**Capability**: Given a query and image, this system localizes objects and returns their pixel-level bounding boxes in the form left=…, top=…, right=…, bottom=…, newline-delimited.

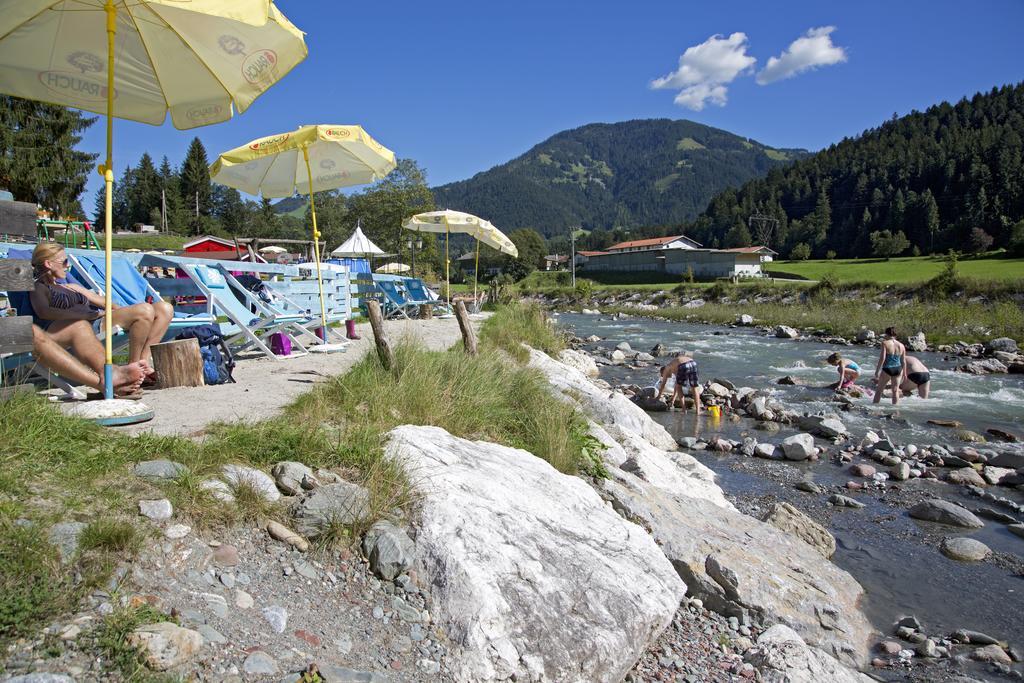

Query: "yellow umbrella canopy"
left=0, top=1, right=306, bottom=128
left=210, top=125, right=397, bottom=339
left=402, top=209, right=517, bottom=302
left=0, top=0, right=306, bottom=400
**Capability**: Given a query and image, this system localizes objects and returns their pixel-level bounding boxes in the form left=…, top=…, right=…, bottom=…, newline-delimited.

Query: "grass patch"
left=0, top=520, right=79, bottom=651
left=767, top=251, right=1024, bottom=285
left=479, top=301, right=566, bottom=361
left=80, top=518, right=144, bottom=555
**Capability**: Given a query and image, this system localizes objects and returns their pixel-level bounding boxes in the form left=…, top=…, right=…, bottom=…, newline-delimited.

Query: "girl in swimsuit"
left=873, top=327, right=906, bottom=405
left=30, top=243, right=172, bottom=377
left=827, top=352, right=860, bottom=390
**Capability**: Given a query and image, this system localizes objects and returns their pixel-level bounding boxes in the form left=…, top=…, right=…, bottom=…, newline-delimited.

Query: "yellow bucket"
left=707, top=405, right=721, bottom=418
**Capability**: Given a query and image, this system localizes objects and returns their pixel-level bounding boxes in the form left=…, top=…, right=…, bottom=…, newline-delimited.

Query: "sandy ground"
left=97, top=315, right=483, bottom=437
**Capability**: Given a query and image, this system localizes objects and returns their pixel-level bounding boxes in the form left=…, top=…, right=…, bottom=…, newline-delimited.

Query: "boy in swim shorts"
left=656, top=352, right=703, bottom=414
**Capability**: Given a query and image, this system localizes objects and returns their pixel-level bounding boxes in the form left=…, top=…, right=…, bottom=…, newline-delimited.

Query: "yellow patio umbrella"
left=402, top=209, right=517, bottom=303
left=210, top=125, right=397, bottom=340
left=0, top=0, right=307, bottom=404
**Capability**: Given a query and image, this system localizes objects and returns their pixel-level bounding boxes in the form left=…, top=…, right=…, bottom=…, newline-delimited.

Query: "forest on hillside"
left=432, top=119, right=806, bottom=237
left=686, top=83, right=1024, bottom=258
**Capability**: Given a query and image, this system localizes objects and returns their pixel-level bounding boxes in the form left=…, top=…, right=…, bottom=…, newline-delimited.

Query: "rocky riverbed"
left=556, top=312, right=1024, bottom=682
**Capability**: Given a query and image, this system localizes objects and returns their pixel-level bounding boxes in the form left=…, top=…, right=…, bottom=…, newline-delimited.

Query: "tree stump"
left=418, top=304, right=433, bottom=320
left=150, top=338, right=205, bottom=388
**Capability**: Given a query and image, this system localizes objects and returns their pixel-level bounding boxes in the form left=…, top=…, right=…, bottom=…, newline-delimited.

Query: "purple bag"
left=269, top=332, right=292, bottom=356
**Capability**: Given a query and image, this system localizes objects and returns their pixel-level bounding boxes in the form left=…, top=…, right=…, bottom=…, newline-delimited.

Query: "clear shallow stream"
left=556, top=312, right=1024, bottom=678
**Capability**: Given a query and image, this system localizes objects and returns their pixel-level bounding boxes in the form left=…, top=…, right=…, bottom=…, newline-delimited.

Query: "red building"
left=182, top=235, right=240, bottom=258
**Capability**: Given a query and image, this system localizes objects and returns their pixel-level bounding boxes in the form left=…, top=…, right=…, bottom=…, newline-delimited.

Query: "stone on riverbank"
left=125, top=622, right=202, bottom=671
left=527, top=348, right=677, bottom=452
left=945, top=468, right=987, bottom=487
left=387, top=425, right=684, bottom=682
left=762, top=502, right=836, bottom=559
left=909, top=499, right=984, bottom=528
left=985, top=337, right=1018, bottom=354
left=907, top=332, right=927, bottom=352
left=290, top=482, right=370, bottom=539
left=775, top=325, right=800, bottom=339
left=362, top=521, right=415, bottom=581
left=799, top=415, right=848, bottom=439
left=744, top=624, right=873, bottom=682
left=271, top=461, right=313, bottom=496
left=222, top=465, right=280, bottom=502
left=558, top=349, right=599, bottom=377
left=781, top=434, right=815, bottom=461
left=601, top=476, right=872, bottom=668
left=940, top=537, right=991, bottom=562
left=134, top=460, right=187, bottom=481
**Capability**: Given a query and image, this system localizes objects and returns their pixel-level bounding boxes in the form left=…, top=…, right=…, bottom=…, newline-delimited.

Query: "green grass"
left=88, top=604, right=178, bottom=682
left=768, top=252, right=1024, bottom=285
left=603, top=297, right=1024, bottom=346
left=98, top=235, right=189, bottom=252
left=479, top=301, right=566, bottom=361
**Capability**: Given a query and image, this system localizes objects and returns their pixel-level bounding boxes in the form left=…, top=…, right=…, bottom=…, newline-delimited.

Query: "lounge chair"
left=158, top=258, right=311, bottom=360
left=374, top=278, right=425, bottom=319
left=405, top=278, right=452, bottom=315
left=67, top=251, right=216, bottom=335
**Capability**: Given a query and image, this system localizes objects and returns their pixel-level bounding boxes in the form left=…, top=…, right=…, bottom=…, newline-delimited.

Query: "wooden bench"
left=0, top=258, right=37, bottom=397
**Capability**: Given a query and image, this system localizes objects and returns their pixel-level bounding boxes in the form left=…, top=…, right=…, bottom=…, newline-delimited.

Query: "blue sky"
left=80, top=0, right=1024, bottom=203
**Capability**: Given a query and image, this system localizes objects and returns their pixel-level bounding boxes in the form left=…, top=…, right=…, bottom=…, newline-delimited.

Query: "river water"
left=555, top=312, right=1024, bottom=679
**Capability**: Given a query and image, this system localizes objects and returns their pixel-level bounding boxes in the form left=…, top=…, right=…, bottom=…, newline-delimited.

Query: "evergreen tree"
left=0, top=96, right=97, bottom=217
left=158, top=155, right=185, bottom=232
left=131, top=153, right=162, bottom=226
left=112, top=164, right=134, bottom=230
left=179, top=137, right=212, bottom=231
left=92, top=184, right=107, bottom=227
left=723, top=220, right=752, bottom=248
left=211, top=184, right=247, bottom=233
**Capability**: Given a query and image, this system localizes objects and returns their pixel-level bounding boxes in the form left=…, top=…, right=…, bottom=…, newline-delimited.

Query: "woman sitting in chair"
left=30, top=242, right=172, bottom=381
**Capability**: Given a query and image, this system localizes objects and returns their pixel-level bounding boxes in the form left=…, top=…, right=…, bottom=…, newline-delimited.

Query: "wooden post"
left=366, top=301, right=396, bottom=373
left=150, top=338, right=204, bottom=388
left=454, top=301, right=478, bottom=356
left=418, top=303, right=433, bottom=320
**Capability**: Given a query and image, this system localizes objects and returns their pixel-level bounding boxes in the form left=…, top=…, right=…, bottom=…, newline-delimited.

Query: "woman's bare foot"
left=108, top=362, right=147, bottom=395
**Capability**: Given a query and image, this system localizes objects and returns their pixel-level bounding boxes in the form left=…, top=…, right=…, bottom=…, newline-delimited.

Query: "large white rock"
left=599, top=476, right=872, bottom=669
left=558, top=349, right=600, bottom=378
left=388, top=425, right=684, bottom=683
left=746, top=625, right=874, bottom=683
left=528, top=347, right=677, bottom=451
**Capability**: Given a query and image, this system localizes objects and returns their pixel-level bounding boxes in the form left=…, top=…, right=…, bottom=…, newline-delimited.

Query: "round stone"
left=940, top=537, right=991, bottom=562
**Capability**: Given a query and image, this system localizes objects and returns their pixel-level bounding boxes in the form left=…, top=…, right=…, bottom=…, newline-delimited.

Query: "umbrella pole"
left=444, top=216, right=450, bottom=303
left=302, top=146, right=329, bottom=341
left=101, top=0, right=117, bottom=399
left=474, top=238, right=479, bottom=307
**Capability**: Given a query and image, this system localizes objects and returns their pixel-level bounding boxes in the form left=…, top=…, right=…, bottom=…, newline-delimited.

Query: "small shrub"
left=968, top=227, right=994, bottom=254
left=685, top=266, right=695, bottom=283
left=789, top=243, right=811, bottom=260
left=554, top=271, right=572, bottom=287
left=825, top=250, right=836, bottom=260
left=573, top=279, right=593, bottom=300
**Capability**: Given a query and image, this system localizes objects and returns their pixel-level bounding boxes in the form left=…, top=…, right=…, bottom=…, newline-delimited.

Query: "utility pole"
left=195, top=191, right=199, bottom=219
left=748, top=213, right=778, bottom=248
left=160, top=189, right=167, bottom=233
left=570, top=226, right=577, bottom=287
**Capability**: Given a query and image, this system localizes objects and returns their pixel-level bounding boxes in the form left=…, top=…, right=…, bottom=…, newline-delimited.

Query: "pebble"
left=372, top=606, right=384, bottom=619
left=973, top=644, right=1012, bottom=665
left=219, top=573, right=236, bottom=589
left=138, top=499, right=173, bottom=521
left=242, top=651, right=277, bottom=675
left=261, top=605, right=288, bottom=634
left=197, top=624, right=226, bottom=644
left=234, top=590, right=253, bottom=610
left=829, top=494, right=865, bottom=508
left=164, top=524, right=190, bottom=539
left=212, top=544, right=240, bottom=567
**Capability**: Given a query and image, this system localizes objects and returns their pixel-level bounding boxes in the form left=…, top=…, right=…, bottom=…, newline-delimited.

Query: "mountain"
left=431, top=119, right=808, bottom=237
left=690, top=82, right=1024, bottom=258
left=272, top=195, right=307, bottom=218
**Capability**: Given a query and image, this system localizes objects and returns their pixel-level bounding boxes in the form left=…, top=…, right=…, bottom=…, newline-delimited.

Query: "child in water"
left=827, top=352, right=861, bottom=390
left=656, top=352, right=703, bottom=414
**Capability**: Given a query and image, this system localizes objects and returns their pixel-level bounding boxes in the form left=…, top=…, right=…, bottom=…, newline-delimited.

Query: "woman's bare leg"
left=32, top=325, right=146, bottom=394
left=112, top=303, right=156, bottom=363
left=46, top=319, right=104, bottom=375
left=145, top=301, right=174, bottom=353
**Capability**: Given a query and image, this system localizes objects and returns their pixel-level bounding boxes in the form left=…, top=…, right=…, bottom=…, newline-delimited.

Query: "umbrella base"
left=64, top=399, right=155, bottom=426
left=309, top=342, right=349, bottom=354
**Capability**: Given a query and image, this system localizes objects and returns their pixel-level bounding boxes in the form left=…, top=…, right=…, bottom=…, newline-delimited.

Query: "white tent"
left=331, top=225, right=385, bottom=258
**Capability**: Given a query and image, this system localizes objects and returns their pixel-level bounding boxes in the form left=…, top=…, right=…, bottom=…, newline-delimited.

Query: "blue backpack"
left=174, top=324, right=235, bottom=385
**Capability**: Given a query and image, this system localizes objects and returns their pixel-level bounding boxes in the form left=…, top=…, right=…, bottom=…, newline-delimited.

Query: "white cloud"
left=651, top=32, right=756, bottom=111
left=756, top=26, right=847, bottom=85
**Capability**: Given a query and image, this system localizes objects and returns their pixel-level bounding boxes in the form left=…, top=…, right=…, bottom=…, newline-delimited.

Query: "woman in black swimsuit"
left=900, top=355, right=931, bottom=398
